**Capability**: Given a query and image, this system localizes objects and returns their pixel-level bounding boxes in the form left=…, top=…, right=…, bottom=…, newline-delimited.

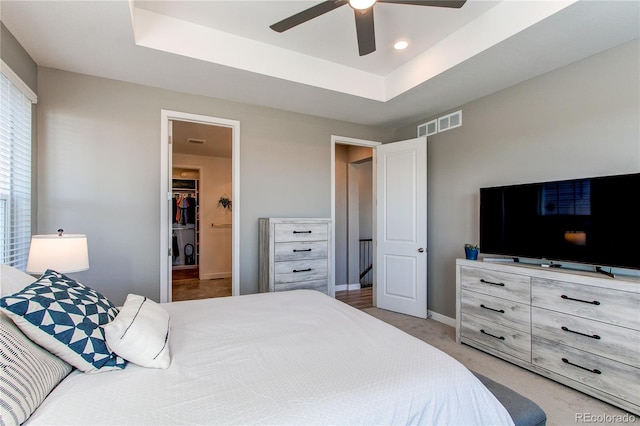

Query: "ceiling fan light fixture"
left=394, top=40, right=409, bottom=50
left=349, top=0, right=376, bottom=10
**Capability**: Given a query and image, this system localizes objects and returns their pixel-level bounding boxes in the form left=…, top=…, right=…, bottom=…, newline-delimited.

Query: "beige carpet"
left=363, top=307, right=634, bottom=426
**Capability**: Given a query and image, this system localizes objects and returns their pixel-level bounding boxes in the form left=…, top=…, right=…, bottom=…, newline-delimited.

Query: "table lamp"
left=26, top=229, right=89, bottom=274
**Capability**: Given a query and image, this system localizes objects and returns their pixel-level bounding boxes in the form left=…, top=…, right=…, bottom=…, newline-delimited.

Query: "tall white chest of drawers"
left=259, top=218, right=332, bottom=296
left=456, top=259, right=640, bottom=415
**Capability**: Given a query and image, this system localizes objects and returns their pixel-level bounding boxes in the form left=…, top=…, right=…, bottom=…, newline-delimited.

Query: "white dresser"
left=259, top=218, right=332, bottom=296
left=456, top=259, right=640, bottom=415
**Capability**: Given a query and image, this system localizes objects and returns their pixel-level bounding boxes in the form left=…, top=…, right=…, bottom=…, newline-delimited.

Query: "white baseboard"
left=335, top=283, right=361, bottom=292
left=428, top=310, right=456, bottom=328
left=200, top=272, right=232, bottom=280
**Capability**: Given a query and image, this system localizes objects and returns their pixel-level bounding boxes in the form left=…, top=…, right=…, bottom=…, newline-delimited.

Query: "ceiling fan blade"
left=354, top=7, right=376, bottom=56
left=378, top=0, right=467, bottom=8
left=270, top=0, right=348, bottom=33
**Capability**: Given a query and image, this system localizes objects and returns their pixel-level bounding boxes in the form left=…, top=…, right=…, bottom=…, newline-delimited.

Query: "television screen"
left=479, top=173, right=640, bottom=270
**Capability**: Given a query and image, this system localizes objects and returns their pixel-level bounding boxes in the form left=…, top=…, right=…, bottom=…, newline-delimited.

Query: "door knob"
left=418, top=248, right=425, bottom=253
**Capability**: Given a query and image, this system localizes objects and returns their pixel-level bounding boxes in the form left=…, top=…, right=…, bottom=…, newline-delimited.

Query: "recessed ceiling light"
left=394, top=40, right=409, bottom=50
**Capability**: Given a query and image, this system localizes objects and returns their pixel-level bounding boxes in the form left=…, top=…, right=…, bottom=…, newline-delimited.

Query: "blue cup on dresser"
left=465, top=245, right=479, bottom=260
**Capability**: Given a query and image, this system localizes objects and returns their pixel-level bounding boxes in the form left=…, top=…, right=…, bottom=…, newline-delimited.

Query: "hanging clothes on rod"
left=173, top=193, right=197, bottom=225
left=172, top=231, right=179, bottom=260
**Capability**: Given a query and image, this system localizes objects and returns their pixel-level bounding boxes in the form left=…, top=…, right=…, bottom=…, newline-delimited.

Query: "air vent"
left=187, top=138, right=206, bottom=144
left=417, top=110, right=462, bottom=137
left=417, top=119, right=437, bottom=137
left=438, top=110, right=462, bottom=133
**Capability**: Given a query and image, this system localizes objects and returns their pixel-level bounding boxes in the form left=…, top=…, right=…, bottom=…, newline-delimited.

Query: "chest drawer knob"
left=293, top=230, right=312, bottom=234
left=562, top=357, right=602, bottom=375
left=293, top=248, right=312, bottom=252
left=561, top=326, right=601, bottom=340
left=561, top=294, right=600, bottom=305
left=480, top=329, right=505, bottom=340
left=480, top=279, right=505, bottom=287
left=480, top=304, right=505, bottom=314
left=293, top=268, right=312, bottom=273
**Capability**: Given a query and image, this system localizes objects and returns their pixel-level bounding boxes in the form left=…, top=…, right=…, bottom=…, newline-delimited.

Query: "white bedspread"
left=27, top=290, right=513, bottom=425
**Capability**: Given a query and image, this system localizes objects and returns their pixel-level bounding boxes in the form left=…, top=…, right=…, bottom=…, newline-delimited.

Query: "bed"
left=1, top=266, right=531, bottom=425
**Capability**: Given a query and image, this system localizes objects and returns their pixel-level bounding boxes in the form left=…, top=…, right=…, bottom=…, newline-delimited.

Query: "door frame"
left=330, top=135, right=381, bottom=303
left=160, top=110, right=240, bottom=303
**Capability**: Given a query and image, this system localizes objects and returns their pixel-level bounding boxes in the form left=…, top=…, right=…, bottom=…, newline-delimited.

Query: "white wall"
left=395, top=39, right=640, bottom=319
left=36, top=67, right=393, bottom=304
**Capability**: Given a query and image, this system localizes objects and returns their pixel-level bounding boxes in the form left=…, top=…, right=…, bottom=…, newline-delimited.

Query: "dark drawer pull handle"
left=480, top=329, right=505, bottom=340
left=562, top=358, right=601, bottom=374
left=480, top=304, right=505, bottom=314
left=293, top=249, right=312, bottom=252
left=561, top=326, right=600, bottom=340
left=293, top=230, right=312, bottom=234
left=293, top=268, right=312, bottom=273
left=561, top=295, right=600, bottom=305
left=480, top=279, right=505, bottom=287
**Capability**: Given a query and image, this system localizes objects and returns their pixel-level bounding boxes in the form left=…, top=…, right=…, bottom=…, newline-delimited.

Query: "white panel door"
left=375, top=137, right=427, bottom=318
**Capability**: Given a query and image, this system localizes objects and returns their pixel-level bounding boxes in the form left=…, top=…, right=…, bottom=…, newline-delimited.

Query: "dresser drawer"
left=461, top=313, right=531, bottom=362
left=274, top=258, right=328, bottom=284
left=274, top=241, right=328, bottom=262
left=274, top=280, right=328, bottom=293
left=461, top=266, right=530, bottom=304
left=274, top=223, right=328, bottom=242
left=461, top=290, right=530, bottom=333
left=532, top=307, right=640, bottom=366
left=533, top=336, right=640, bottom=407
left=532, top=278, right=640, bottom=330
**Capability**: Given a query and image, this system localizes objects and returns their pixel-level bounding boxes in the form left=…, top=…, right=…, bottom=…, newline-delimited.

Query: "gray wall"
left=1, top=22, right=37, bottom=93
left=395, top=39, right=640, bottom=319
left=29, top=36, right=640, bottom=318
left=36, top=67, right=394, bottom=304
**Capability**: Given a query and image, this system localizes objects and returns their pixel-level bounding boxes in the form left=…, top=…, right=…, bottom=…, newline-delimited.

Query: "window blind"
left=0, top=69, right=33, bottom=270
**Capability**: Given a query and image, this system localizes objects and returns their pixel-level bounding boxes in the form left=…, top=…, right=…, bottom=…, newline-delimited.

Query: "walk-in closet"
left=170, top=119, right=233, bottom=301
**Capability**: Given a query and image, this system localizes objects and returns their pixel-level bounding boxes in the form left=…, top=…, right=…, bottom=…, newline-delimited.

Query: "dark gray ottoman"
left=472, top=371, right=547, bottom=426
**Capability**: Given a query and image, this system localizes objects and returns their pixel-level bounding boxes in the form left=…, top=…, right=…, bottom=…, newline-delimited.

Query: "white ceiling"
left=1, top=0, right=638, bottom=128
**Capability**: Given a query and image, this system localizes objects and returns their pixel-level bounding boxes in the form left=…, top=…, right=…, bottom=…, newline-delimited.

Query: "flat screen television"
left=479, top=172, right=640, bottom=271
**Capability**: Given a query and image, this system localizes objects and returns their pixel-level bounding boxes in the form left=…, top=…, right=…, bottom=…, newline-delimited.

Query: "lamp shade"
left=26, top=234, right=89, bottom=274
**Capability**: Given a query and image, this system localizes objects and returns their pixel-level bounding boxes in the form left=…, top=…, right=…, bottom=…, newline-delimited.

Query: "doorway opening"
left=331, top=136, right=380, bottom=309
left=160, top=110, right=240, bottom=303
left=331, top=135, right=428, bottom=318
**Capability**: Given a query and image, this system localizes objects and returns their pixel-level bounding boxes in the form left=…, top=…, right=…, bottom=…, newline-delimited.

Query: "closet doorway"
left=160, top=110, right=240, bottom=303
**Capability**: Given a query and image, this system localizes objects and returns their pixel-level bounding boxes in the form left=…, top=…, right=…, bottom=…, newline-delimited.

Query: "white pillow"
left=1, top=263, right=36, bottom=296
left=0, top=319, right=72, bottom=425
left=104, top=294, right=171, bottom=369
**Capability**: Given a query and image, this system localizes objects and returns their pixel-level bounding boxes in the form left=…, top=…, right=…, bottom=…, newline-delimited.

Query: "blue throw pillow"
left=0, top=270, right=127, bottom=373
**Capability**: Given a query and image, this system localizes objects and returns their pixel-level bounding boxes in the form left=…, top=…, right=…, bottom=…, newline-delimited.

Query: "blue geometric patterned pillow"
left=0, top=270, right=127, bottom=373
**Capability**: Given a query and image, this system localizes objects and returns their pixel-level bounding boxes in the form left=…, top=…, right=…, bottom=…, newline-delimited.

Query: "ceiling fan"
left=270, top=0, right=467, bottom=57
